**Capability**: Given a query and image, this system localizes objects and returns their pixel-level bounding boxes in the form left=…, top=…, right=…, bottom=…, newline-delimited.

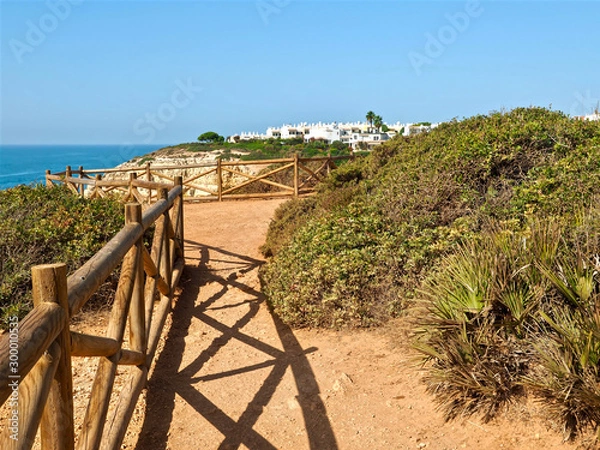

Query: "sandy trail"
left=128, top=199, right=575, bottom=450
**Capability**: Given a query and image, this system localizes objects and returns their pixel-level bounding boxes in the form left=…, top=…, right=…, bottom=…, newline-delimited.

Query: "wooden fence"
left=0, top=179, right=185, bottom=450
left=45, top=154, right=353, bottom=203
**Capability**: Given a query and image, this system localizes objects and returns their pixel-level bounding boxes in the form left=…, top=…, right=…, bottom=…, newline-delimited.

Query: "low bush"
left=261, top=202, right=401, bottom=327
left=0, top=185, right=125, bottom=328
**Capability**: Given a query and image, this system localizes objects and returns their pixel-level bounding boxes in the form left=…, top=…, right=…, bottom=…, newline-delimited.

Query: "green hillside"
left=139, top=137, right=353, bottom=163
left=260, top=107, right=600, bottom=438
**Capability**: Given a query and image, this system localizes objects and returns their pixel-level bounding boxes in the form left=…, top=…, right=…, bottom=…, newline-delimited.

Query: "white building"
left=227, top=131, right=269, bottom=143
left=266, top=124, right=312, bottom=140
left=229, top=119, right=441, bottom=150
left=303, top=122, right=342, bottom=143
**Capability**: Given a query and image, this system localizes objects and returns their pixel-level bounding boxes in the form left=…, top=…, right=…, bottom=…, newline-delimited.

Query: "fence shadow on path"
left=135, top=239, right=338, bottom=450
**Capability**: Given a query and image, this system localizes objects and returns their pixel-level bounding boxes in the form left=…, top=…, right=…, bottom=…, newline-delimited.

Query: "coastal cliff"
left=103, top=147, right=262, bottom=198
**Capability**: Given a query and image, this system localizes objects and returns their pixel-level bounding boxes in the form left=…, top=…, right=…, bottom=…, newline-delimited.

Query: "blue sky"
left=1, top=0, right=599, bottom=145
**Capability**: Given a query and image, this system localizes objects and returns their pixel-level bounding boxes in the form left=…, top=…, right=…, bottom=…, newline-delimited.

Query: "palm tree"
left=373, top=115, right=383, bottom=132
left=366, top=111, right=375, bottom=129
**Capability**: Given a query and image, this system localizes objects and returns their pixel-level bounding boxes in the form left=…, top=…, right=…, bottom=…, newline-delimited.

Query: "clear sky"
left=1, top=0, right=599, bottom=145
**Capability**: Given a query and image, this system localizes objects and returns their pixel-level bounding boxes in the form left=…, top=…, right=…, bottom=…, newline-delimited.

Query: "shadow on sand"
left=135, top=239, right=338, bottom=450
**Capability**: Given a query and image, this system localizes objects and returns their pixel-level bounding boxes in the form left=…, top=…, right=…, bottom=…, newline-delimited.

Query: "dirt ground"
left=111, top=198, right=581, bottom=450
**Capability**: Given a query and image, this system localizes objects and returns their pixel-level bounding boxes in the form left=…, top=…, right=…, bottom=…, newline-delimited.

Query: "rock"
left=96, top=151, right=262, bottom=199
left=332, top=372, right=354, bottom=392
left=288, top=397, right=300, bottom=410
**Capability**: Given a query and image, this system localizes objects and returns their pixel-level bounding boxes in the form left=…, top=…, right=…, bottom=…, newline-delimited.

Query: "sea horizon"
left=0, top=144, right=168, bottom=190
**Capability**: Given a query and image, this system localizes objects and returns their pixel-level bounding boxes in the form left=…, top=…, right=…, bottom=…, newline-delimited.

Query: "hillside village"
left=229, top=120, right=440, bottom=150
left=229, top=112, right=600, bottom=151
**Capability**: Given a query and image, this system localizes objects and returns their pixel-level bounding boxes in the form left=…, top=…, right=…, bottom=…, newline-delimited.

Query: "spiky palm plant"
left=526, top=244, right=600, bottom=439
left=415, top=222, right=561, bottom=421
left=416, top=321, right=529, bottom=422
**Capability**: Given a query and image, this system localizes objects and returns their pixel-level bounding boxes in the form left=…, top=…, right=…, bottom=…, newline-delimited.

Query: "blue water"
left=0, top=144, right=167, bottom=190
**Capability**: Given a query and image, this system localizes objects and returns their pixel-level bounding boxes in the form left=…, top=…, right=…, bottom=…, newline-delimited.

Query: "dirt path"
left=129, top=199, right=575, bottom=450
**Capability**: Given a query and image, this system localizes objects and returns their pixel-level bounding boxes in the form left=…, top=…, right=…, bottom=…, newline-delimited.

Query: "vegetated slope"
left=0, top=185, right=125, bottom=328
left=261, top=107, right=600, bottom=328
left=131, top=137, right=353, bottom=164
left=260, top=108, right=600, bottom=438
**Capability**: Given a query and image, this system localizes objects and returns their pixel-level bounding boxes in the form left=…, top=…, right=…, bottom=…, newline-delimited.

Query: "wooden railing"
left=45, top=154, right=353, bottom=203
left=0, top=179, right=185, bottom=450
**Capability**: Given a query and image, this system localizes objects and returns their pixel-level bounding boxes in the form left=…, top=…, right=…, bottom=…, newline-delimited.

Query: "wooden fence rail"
left=0, top=178, right=185, bottom=450
left=45, top=155, right=353, bottom=203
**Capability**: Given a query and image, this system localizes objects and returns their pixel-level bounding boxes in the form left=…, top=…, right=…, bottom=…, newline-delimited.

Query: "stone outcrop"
left=101, top=150, right=265, bottom=198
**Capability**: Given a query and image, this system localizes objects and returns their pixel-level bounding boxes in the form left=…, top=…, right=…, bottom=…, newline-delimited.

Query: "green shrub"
left=260, top=197, right=317, bottom=258
left=415, top=214, right=600, bottom=437
left=261, top=203, right=400, bottom=328
left=0, top=185, right=125, bottom=328
left=138, top=156, right=155, bottom=165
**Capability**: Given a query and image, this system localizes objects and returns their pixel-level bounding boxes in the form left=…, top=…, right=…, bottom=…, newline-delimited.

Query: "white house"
left=349, top=131, right=391, bottom=150
left=229, top=119, right=441, bottom=149
left=227, top=131, right=269, bottom=143
left=303, top=123, right=342, bottom=143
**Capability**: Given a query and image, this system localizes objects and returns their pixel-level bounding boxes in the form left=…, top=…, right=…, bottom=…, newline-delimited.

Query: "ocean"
left=0, top=144, right=166, bottom=190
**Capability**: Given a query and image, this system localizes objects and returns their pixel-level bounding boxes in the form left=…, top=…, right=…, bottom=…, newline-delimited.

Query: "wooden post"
left=217, top=159, right=223, bottom=201
left=128, top=204, right=145, bottom=356
left=78, top=166, right=84, bottom=196
left=145, top=163, right=153, bottom=200
left=77, top=204, right=141, bottom=450
left=128, top=172, right=136, bottom=202
left=64, top=166, right=78, bottom=195
left=46, top=170, right=52, bottom=188
left=145, top=187, right=175, bottom=368
left=144, top=189, right=168, bottom=344
left=31, top=263, right=74, bottom=450
left=162, top=199, right=172, bottom=291
left=65, top=166, right=72, bottom=191
left=101, top=203, right=147, bottom=449
left=175, top=176, right=184, bottom=253
left=293, top=153, right=299, bottom=198
left=101, top=365, right=147, bottom=450
left=15, top=341, right=61, bottom=450
left=93, top=174, right=102, bottom=199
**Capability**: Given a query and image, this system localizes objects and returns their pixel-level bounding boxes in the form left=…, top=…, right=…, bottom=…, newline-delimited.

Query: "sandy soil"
left=119, top=199, right=579, bottom=450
